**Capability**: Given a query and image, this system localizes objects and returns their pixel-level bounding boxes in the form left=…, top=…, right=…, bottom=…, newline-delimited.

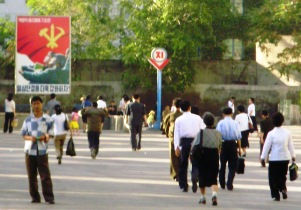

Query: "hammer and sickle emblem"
left=39, top=24, right=65, bottom=49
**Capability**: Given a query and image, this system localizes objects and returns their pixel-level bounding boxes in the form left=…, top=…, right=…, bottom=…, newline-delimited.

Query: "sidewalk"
left=0, top=127, right=300, bottom=210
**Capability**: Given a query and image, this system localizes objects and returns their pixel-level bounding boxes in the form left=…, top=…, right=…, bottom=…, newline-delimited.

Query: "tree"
left=118, top=0, right=240, bottom=92
left=248, top=0, right=301, bottom=75
left=0, top=17, right=15, bottom=79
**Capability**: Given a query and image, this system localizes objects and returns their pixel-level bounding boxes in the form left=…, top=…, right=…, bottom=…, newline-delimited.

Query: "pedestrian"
left=160, top=105, right=170, bottom=134
left=174, top=100, right=205, bottom=193
left=108, top=100, right=118, bottom=115
left=20, top=96, right=55, bottom=204
left=4, top=93, right=16, bottom=133
left=216, top=107, right=242, bottom=191
left=81, top=95, right=92, bottom=133
left=248, top=97, right=258, bottom=133
left=70, top=107, right=80, bottom=136
left=163, top=98, right=182, bottom=181
left=235, top=105, right=250, bottom=157
left=118, top=94, right=128, bottom=115
left=147, top=110, right=155, bottom=129
left=97, top=95, right=107, bottom=109
left=51, top=104, right=69, bottom=165
left=259, top=110, right=274, bottom=167
left=228, top=96, right=235, bottom=115
left=125, top=94, right=147, bottom=151
left=191, top=112, right=222, bottom=206
left=81, top=102, right=108, bottom=159
left=260, top=112, right=296, bottom=201
left=46, top=93, right=60, bottom=116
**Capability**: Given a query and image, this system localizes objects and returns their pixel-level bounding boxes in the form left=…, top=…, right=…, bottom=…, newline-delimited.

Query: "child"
left=147, top=110, right=155, bottom=129
left=70, top=107, right=80, bottom=135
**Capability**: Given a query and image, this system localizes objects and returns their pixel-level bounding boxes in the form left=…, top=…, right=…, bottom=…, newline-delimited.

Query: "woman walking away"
left=260, top=112, right=296, bottom=201
left=70, top=107, right=80, bottom=135
left=4, top=93, right=16, bottom=133
left=235, top=105, right=250, bottom=157
left=51, top=105, right=69, bottom=164
left=191, top=112, right=222, bottom=206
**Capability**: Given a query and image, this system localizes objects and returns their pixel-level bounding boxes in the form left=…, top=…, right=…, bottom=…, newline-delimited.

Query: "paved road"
left=0, top=126, right=300, bottom=210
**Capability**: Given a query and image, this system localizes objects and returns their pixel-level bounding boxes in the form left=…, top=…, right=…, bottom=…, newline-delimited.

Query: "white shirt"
left=228, top=100, right=235, bottom=113
left=97, top=99, right=107, bottom=109
left=261, top=127, right=295, bottom=161
left=235, top=113, right=249, bottom=132
left=248, top=104, right=255, bottom=116
left=51, top=113, right=69, bottom=135
left=5, top=99, right=15, bottom=113
left=174, top=112, right=206, bottom=150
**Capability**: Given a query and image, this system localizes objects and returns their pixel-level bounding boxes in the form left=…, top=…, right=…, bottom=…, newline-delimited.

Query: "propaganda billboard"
left=15, top=16, right=71, bottom=94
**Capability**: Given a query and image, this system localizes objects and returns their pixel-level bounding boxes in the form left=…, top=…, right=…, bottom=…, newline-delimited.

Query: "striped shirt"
left=216, top=116, right=242, bottom=141
left=21, top=114, right=54, bottom=156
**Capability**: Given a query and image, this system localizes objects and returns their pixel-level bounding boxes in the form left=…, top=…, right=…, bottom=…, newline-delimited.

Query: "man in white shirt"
left=174, top=100, right=205, bottom=192
left=97, top=95, right=107, bottom=109
left=247, top=97, right=258, bottom=133
left=228, top=96, right=235, bottom=115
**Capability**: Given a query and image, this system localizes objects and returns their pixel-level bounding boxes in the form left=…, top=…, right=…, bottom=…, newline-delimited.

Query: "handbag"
left=11, top=118, right=19, bottom=127
left=289, top=162, right=298, bottom=181
left=190, top=129, right=204, bottom=159
left=64, top=114, right=70, bottom=131
left=66, top=137, right=76, bottom=156
left=236, top=156, right=245, bottom=174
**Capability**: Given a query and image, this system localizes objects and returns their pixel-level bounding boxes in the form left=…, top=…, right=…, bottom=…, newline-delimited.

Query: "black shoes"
left=192, top=181, right=198, bottom=193
left=198, top=198, right=206, bottom=204
left=282, top=190, right=288, bottom=199
left=274, top=197, right=280, bottom=201
left=31, top=199, right=41, bottom=203
left=212, top=196, right=218, bottom=206
left=48, top=200, right=55, bottom=204
left=182, top=188, right=188, bottom=192
left=137, top=145, right=141, bottom=150
left=57, top=157, right=62, bottom=165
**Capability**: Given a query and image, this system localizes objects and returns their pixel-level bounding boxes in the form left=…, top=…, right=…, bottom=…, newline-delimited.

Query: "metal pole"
left=154, top=69, right=162, bottom=129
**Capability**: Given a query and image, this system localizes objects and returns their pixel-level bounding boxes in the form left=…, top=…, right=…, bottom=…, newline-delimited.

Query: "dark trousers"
left=25, top=154, right=54, bottom=202
left=169, top=138, right=179, bottom=180
left=219, top=141, right=238, bottom=189
left=87, top=131, right=100, bottom=155
left=130, top=124, right=142, bottom=149
left=4, top=112, right=14, bottom=133
left=179, top=138, right=194, bottom=190
left=268, top=161, right=289, bottom=199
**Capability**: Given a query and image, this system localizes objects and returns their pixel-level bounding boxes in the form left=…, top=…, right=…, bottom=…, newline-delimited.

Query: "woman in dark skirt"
left=191, top=112, right=222, bottom=206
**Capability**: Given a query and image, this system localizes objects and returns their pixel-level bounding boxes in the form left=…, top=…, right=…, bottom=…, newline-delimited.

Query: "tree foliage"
left=248, top=0, right=301, bottom=75
left=119, top=0, right=240, bottom=92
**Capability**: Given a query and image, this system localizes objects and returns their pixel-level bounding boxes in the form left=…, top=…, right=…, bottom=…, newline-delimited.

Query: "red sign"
left=148, top=48, right=170, bottom=70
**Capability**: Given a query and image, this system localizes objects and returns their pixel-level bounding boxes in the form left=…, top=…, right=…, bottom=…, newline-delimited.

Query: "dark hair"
left=261, top=110, right=269, bottom=116
left=98, top=95, right=103, bottom=100
left=124, top=95, right=130, bottom=102
left=31, top=96, right=43, bottom=104
left=272, top=112, right=284, bottom=127
left=122, top=94, right=128, bottom=99
left=180, top=100, right=190, bottom=112
left=250, top=97, right=255, bottom=103
left=222, top=107, right=232, bottom=115
left=133, top=93, right=140, bottom=99
left=175, top=99, right=182, bottom=108
left=110, top=100, right=115, bottom=103
left=92, top=101, right=97, bottom=107
left=86, top=95, right=91, bottom=100
left=54, top=104, right=62, bottom=115
left=7, top=93, right=13, bottom=101
left=203, top=112, right=215, bottom=127
left=231, top=96, right=235, bottom=100
left=191, top=106, right=199, bottom=115
left=237, top=105, right=245, bottom=113
left=50, top=93, right=56, bottom=99
left=72, top=107, right=78, bottom=112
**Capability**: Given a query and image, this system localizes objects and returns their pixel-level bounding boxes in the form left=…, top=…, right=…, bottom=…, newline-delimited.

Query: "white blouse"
left=248, top=104, right=255, bottom=116
left=261, top=127, right=295, bottom=161
left=5, top=99, right=15, bottom=113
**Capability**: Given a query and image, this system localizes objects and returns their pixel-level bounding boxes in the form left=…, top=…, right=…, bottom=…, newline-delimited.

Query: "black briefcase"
left=236, top=156, right=245, bottom=174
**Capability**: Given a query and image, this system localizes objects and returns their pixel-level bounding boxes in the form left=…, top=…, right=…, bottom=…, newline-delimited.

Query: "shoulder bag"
left=64, top=114, right=70, bottom=131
